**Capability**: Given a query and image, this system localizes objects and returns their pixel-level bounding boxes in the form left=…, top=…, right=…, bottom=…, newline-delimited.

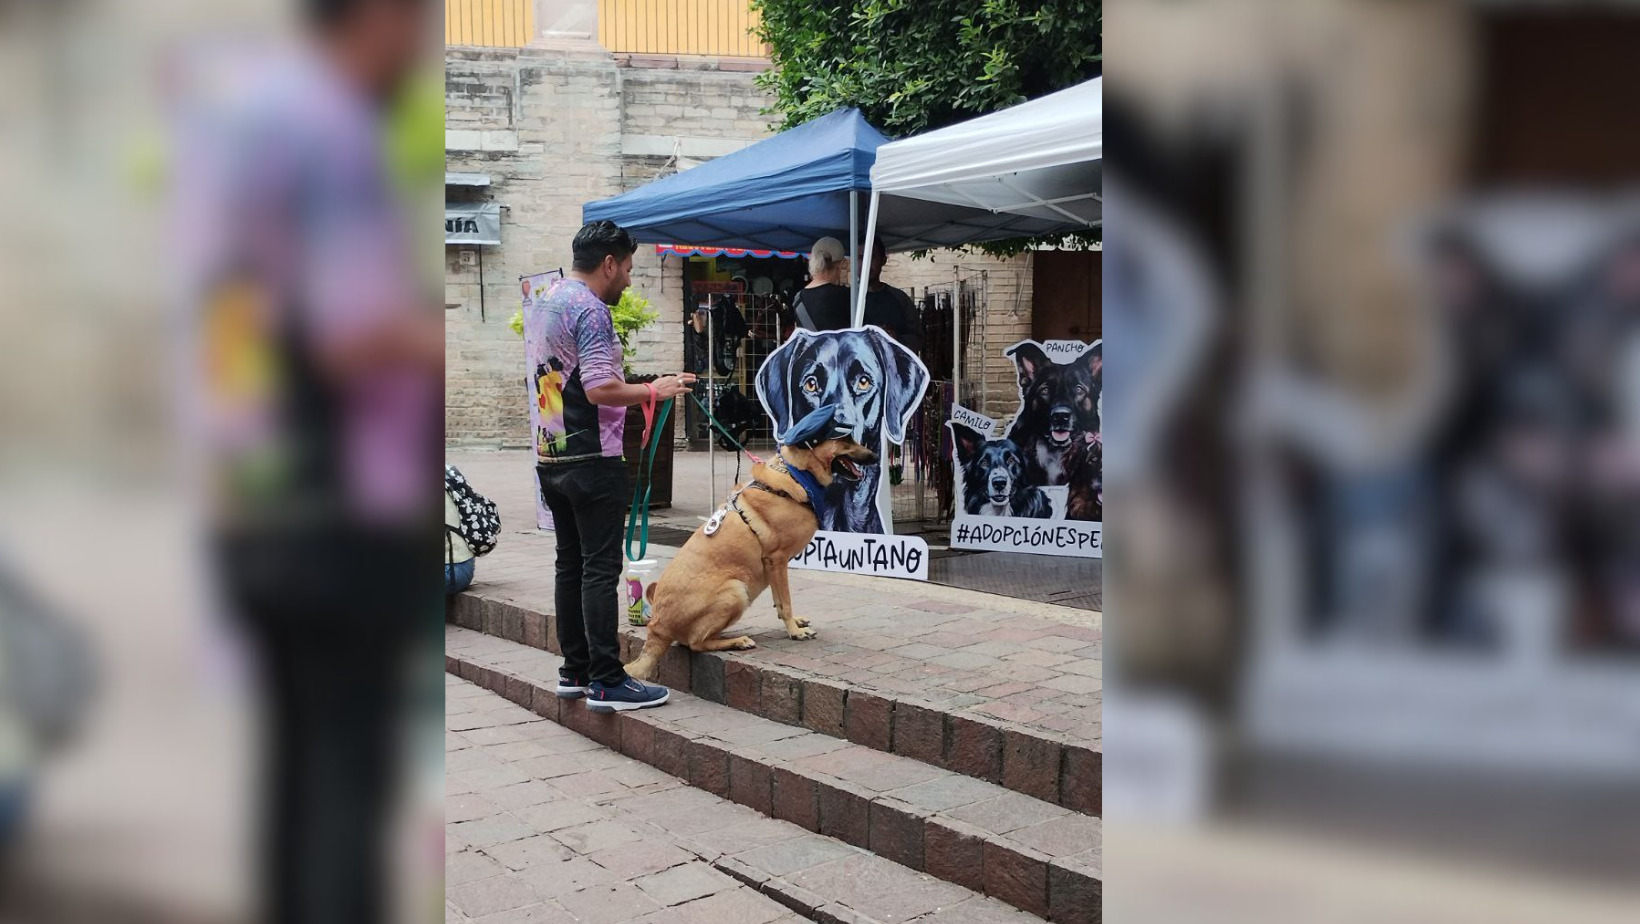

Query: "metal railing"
left=447, top=0, right=534, bottom=48
left=598, top=0, right=764, bottom=57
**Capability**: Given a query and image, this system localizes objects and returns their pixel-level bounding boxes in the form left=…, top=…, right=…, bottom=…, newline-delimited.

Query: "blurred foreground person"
left=0, top=562, right=95, bottom=850
left=176, top=0, right=440, bottom=921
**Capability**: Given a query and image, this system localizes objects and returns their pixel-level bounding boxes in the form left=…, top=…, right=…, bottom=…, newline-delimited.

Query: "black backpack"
left=445, top=465, right=500, bottom=556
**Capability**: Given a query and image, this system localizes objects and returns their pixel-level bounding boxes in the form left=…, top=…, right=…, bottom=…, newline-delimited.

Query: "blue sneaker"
left=556, top=671, right=590, bottom=699
left=585, top=677, right=670, bottom=712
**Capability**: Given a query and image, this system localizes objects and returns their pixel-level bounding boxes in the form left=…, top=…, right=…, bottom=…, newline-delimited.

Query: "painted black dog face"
left=952, top=424, right=1026, bottom=507
left=1008, top=343, right=1100, bottom=449
left=949, top=422, right=1052, bottom=518
left=758, top=327, right=929, bottom=448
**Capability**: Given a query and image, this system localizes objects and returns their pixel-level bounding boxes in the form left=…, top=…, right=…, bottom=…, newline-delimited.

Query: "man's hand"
left=654, top=373, right=697, bottom=399
left=585, top=372, right=699, bottom=407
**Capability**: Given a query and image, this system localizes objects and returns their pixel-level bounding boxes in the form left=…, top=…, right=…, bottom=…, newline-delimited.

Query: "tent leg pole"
left=849, top=189, right=860, bottom=300
left=854, top=192, right=880, bottom=328
left=707, top=308, right=715, bottom=496
left=953, top=268, right=962, bottom=415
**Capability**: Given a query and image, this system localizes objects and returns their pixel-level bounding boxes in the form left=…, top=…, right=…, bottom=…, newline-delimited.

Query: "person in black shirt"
left=792, top=236, right=853, bottom=331
left=863, top=240, right=925, bottom=356
left=683, top=305, right=711, bottom=442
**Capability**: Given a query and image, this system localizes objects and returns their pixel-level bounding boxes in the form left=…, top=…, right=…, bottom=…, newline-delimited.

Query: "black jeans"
left=248, top=622, right=407, bottom=924
left=537, top=457, right=630, bottom=685
left=216, top=526, right=433, bottom=924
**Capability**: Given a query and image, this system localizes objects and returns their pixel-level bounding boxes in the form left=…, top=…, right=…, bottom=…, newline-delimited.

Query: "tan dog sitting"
left=625, top=405, right=875, bottom=679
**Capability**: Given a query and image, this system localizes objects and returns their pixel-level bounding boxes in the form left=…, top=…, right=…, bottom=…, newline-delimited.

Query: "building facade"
left=444, top=0, right=1051, bottom=448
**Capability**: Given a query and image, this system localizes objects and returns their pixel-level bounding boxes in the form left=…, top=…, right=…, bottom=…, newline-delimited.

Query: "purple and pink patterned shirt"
left=179, top=44, right=437, bottom=527
left=537, top=279, right=626, bottom=461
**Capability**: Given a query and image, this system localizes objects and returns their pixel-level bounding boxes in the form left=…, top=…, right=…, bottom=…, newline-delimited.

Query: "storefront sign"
left=446, top=202, right=501, bottom=245
left=691, top=280, right=746, bottom=294
left=948, top=338, right=1101, bottom=558
left=790, top=531, right=930, bottom=580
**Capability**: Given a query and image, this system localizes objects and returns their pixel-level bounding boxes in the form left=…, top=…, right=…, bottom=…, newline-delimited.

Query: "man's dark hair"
left=572, top=221, right=638, bottom=272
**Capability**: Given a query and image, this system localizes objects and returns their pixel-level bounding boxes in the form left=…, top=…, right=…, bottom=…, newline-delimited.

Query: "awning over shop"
left=584, top=107, right=887, bottom=254
left=655, top=244, right=805, bottom=260
left=446, top=202, right=501, bottom=245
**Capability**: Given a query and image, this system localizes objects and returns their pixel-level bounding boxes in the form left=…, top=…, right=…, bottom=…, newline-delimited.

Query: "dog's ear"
left=1007, top=342, right=1051, bottom=391
left=756, top=330, right=809, bottom=439
left=873, top=331, right=931, bottom=444
left=1083, top=342, right=1101, bottom=379
left=948, top=422, right=984, bottom=465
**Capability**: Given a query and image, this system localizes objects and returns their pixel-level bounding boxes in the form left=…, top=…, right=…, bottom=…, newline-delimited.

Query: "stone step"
left=449, top=626, right=1102, bottom=923
left=448, top=592, right=1100, bottom=818
left=451, top=674, right=1050, bottom=924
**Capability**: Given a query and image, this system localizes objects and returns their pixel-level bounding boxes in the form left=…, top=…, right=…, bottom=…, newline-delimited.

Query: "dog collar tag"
left=704, top=508, right=726, bottom=536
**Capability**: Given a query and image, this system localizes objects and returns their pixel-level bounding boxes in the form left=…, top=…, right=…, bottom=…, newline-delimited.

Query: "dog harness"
left=702, top=451, right=822, bottom=540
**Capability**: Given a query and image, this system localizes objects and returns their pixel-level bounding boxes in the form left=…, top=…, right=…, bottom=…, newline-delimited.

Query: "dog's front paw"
left=788, top=627, right=817, bottom=640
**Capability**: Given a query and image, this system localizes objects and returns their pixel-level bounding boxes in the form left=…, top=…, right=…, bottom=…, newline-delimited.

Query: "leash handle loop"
left=625, top=393, right=672, bottom=562
left=640, top=382, right=658, bottom=446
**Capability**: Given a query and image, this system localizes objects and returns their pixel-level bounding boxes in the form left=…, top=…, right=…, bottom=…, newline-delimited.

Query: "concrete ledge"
left=619, top=133, right=754, bottom=158
left=446, top=626, right=1101, bottom=921
left=448, top=589, right=1099, bottom=814
left=612, top=53, right=769, bottom=73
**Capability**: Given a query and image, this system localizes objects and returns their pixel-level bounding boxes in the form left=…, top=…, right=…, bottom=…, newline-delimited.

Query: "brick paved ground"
left=447, top=674, right=1050, bottom=923
left=448, top=450, right=1100, bottom=749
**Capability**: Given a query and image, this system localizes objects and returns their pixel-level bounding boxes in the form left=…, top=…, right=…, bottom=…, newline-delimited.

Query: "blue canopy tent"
left=584, top=105, right=1088, bottom=268
left=583, top=108, right=887, bottom=287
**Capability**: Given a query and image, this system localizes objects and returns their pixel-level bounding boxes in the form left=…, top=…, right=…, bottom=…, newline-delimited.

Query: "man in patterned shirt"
left=538, top=221, right=696, bottom=711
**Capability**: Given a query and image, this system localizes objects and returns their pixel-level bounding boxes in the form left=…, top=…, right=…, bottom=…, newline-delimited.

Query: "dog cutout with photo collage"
left=947, top=338, right=1101, bottom=558
left=755, top=325, right=931, bottom=536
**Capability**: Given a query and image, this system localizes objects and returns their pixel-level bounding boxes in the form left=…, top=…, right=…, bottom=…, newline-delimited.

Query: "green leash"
left=689, top=391, right=763, bottom=463
left=624, top=396, right=673, bottom=562
left=623, top=390, right=764, bottom=561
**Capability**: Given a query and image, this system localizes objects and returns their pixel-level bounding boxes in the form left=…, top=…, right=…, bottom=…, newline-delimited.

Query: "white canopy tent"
left=852, top=77, right=1102, bottom=326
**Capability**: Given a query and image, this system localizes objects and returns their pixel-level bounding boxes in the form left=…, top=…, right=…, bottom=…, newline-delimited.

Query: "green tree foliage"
left=750, top=0, right=1101, bottom=254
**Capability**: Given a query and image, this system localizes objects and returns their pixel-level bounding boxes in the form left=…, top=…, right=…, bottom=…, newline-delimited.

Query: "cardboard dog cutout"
left=756, top=325, right=930, bottom=535
left=948, top=339, right=1101, bottom=558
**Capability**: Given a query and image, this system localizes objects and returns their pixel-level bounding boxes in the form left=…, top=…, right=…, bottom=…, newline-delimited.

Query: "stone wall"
left=444, top=45, right=1036, bottom=445
left=445, top=46, right=775, bottom=448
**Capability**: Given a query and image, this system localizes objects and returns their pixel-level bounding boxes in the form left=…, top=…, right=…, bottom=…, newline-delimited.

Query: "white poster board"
left=948, top=339, right=1101, bottom=558
left=754, top=325, right=931, bottom=536
left=754, top=325, right=932, bottom=580
left=789, top=531, right=930, bottom=580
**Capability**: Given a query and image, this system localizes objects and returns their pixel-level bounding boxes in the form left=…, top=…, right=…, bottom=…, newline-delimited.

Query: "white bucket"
left=623, top=559, right=659, bottom=626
